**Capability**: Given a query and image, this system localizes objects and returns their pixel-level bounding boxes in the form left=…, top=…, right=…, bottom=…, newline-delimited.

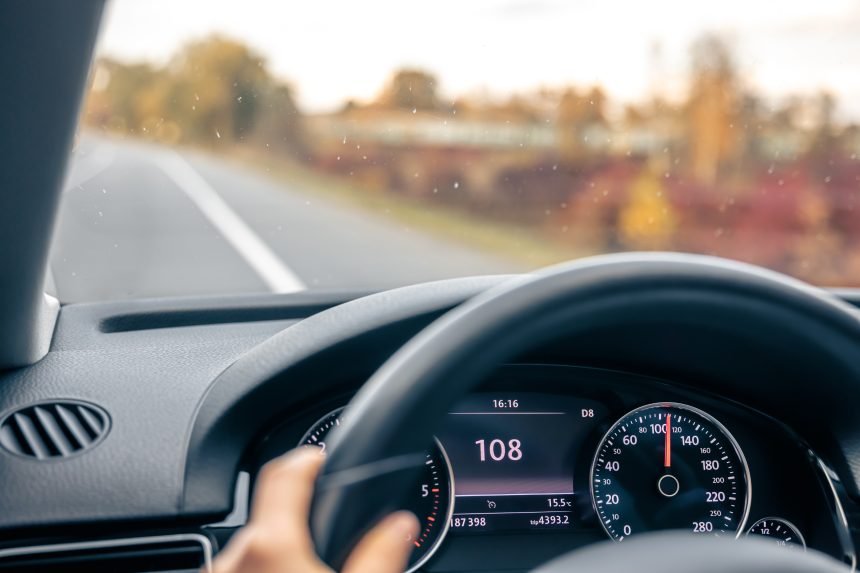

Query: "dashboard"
left=253, top=364, right=854, bottom=572
left=2, top=272, right=860, bottom=573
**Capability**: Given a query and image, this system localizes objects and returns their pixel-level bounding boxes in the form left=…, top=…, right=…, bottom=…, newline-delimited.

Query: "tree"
left=685, top=34, right=743, bottom=184
left=167, top=36, right=271, bottom=142
left=808, top=91, right=841, bottom=171
left=83, top=36, right=308, bottom=157
left=618, top=167, right=677, bottom=249
left=84, top=59, right=170, bottom=135
left=556, top=86, right=607, bottom=163
left=252, top=83, right=308, bottom=157
left=377, top=69, right=440, bottom=111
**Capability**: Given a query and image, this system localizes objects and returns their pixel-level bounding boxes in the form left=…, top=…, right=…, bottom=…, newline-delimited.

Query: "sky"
left=97, top=0, right=860, bottom=120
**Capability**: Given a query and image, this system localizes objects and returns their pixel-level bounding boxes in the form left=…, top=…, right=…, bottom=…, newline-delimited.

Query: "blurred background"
left=56, top=0, right=860, bottom=301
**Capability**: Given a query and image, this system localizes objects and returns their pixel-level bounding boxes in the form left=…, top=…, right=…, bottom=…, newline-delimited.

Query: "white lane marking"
left=157, top=151, right=305, bottom=293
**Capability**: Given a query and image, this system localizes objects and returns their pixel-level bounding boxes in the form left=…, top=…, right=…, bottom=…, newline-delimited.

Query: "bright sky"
left=98, top=0, right=860, bottom=119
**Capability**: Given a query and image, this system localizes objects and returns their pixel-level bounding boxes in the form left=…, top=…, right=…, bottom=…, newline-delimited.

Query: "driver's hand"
left=212, top=448, right=420, bottom=573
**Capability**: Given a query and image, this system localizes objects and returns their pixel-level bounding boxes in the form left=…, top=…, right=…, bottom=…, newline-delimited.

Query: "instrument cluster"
left=255, top=365, right=852, bottom=571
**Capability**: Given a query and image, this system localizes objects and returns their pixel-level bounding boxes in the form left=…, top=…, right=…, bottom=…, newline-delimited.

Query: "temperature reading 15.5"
left=475, top=438, right=523, bottom=462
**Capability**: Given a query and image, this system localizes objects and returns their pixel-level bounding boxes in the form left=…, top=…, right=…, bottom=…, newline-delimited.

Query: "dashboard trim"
left=412, top=437, right=456, bottom=573
left=814, top=454, right=858, bottom=571
left=298, top=406, right=456, bottom=573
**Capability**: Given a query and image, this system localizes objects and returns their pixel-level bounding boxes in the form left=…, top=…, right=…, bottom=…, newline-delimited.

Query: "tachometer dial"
left=746, top=517, right=805, bottom=549
left=591, top=402, right=750, bottom=540
left=300, top=408, right=454, bottom=572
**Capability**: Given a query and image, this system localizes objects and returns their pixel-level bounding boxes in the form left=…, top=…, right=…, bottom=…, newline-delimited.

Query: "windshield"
left=54, top=0, right=860, bottom=302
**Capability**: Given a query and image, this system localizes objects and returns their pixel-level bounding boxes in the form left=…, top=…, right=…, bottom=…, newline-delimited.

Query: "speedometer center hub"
left=657, top=474, right=680, bottom=497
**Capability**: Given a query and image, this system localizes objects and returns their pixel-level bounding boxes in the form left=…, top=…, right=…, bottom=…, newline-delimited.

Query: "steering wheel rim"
left=531, top=531, right=849, bottom=572
left=311, top=252, right=860, bottom=570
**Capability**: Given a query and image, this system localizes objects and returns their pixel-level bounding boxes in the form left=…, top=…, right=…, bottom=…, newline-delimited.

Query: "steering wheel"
left=310, top=252, right=857, bottom=572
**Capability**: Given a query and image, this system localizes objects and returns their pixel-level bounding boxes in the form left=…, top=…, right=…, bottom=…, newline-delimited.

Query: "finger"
left=342, top=511, right=419, bottom=573
left=210, top=528, right=254, bottom=572
left=250, top=447, right=325, bottom=548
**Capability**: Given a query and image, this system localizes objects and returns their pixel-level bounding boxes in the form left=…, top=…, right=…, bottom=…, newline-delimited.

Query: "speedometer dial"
left=300, top=408, right=454, bottom=572
left=591, top=403, right=750, bottom=540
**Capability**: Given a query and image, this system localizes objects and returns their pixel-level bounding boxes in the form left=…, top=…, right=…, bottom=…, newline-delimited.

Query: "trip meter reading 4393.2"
left=591, top=402, right=751, bottom=540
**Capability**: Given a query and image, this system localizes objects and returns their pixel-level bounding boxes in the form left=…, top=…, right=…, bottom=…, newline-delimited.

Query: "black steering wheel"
left=310, top=252, right=857, bottom=572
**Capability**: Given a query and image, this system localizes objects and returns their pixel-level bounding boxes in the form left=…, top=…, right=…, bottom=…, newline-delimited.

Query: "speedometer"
left=591, top=402, right=750, bottom=540
left=300, top=408, right=454, bottom=572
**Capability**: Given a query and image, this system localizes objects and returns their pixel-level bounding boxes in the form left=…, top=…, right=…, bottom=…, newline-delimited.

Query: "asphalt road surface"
left=51, top=136, right=522, bottom=302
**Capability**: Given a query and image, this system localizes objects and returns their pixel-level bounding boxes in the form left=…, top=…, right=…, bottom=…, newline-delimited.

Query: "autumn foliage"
left=83, top=34, right=860, bottom=285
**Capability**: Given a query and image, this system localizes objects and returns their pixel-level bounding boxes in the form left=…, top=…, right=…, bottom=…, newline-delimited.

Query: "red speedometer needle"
left=664, top=413, right=671, bottom=468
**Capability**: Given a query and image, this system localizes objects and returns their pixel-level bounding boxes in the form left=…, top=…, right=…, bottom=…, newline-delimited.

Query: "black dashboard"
left=252, top=364, right=853, bottom=572
left=1, top=273, right=860, bottom=573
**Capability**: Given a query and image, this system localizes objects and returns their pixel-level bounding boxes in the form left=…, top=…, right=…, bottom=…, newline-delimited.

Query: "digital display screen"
left=437, top=393, right=604, bottom=533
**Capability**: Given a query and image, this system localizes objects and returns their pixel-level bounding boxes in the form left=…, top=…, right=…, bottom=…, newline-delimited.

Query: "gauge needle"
left=664, top=413, right=671, bottom=468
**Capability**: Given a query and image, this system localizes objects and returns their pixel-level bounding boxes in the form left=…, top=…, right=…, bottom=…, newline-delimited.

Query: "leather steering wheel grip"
left=310, top=252, right=860, bottom=569
left=532, top=532, right=850, bottom=573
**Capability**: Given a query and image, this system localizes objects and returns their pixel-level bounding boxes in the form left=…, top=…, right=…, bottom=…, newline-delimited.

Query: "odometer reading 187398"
left=591, top=402, right=750, bottom=540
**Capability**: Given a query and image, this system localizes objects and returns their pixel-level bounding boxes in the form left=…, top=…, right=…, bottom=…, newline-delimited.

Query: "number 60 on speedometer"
left=590, top=402, right=751, bottom=540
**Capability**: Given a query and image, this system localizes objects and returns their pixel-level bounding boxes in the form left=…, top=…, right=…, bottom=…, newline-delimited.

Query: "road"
left=51, top=136, right=521, bottom=302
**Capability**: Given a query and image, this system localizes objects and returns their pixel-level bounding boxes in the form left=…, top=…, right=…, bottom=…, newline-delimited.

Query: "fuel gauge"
left=746, top=517, right=806, bottom=550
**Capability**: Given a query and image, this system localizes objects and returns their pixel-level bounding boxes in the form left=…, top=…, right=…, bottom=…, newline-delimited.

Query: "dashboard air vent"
left=0, top=534, right=212, bottom=572
left=0, top=401, right=110, bottom=459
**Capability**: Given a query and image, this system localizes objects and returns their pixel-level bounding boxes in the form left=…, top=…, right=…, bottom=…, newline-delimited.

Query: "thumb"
left=341, top=512, right=420, bottom=573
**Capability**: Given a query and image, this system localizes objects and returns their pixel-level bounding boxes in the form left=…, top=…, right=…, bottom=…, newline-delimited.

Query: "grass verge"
left=223, top=145, right=587, bottom=269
